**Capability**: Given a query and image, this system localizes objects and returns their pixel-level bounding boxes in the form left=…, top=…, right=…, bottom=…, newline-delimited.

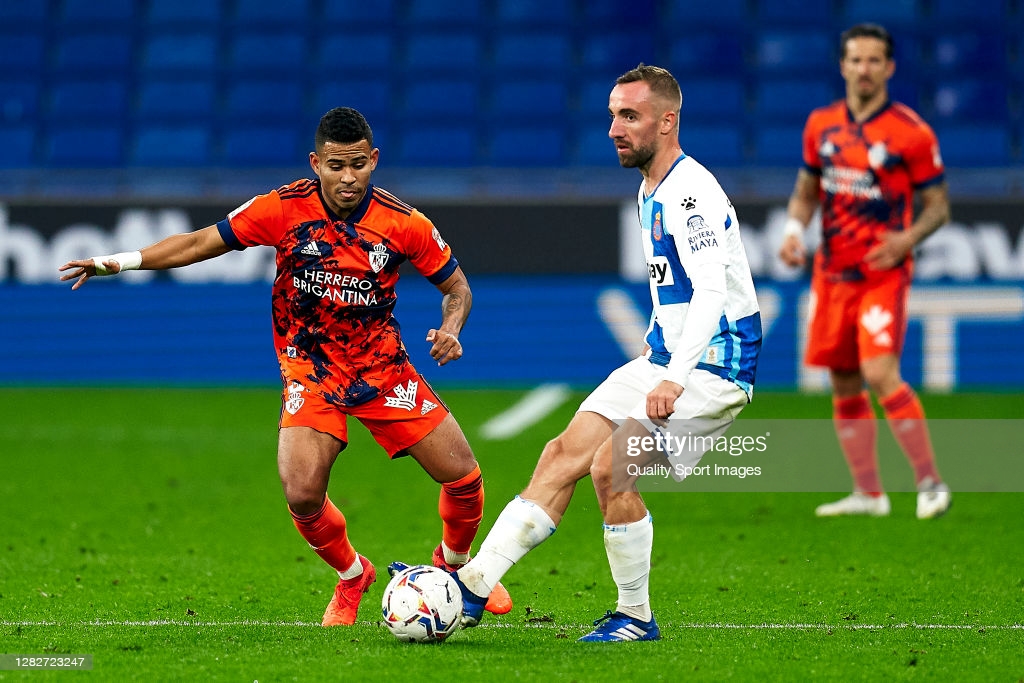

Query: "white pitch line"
left=2, top=620, right=1021, bottom=631
left=479, top=383, right=572, bottom=440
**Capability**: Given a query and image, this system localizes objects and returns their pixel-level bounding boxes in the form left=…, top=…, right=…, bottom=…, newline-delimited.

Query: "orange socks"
left=438, top=465, right=483, bottom=556
left=290, top=496, right=357, bottom=574
left=879, top=382, right=940, bottom=485
left=833, top=391, right=883, bottom=494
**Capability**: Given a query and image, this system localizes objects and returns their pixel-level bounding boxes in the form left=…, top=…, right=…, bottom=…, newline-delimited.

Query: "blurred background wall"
left=1, top=0, right=1022, bottom=389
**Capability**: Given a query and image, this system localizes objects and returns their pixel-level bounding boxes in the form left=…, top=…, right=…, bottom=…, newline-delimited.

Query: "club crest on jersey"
left=368, top=243, right=390, bottom=273
left=285, top=381, right=306, bottom=414
left=868, top=142, right=889, bottom=170
left=652, top=211, right=663, bottom=241
left=385, top=380, right=419, bottom=411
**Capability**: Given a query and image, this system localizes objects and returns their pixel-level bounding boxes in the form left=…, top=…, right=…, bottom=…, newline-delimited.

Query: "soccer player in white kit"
left=398, top=65, right=762, bottom=641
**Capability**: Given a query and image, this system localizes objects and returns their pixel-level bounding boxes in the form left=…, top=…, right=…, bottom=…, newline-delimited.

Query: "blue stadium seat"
left=406, top=0, right=481, bottom=25
left=665, top=0, right=747, bottom=25
left=146, top=0, right=222, bottom=26
left=930, top=33, right=1007, bottom=75
left=679, top=79, right=745, bottom=122
left=403, top=80, right=480, bottom=119
left=403, top=34, right=482, bottom=72
left=668, top=35, right=744, bottom=77
left=489, top=80, right=568, bottom=120
left=0, top=81, right=39, bottom=124
left=318, top=34, right=394, bottom=71
left=842, top=0, right=921, bottom=27
left=581, top=0, right=656, bottom=27
left=495, top=0, right=572, bottom=27
left=47, top=80, right=129, bottom=121
left=492, top=34, right=572, bottom=74
left=754, top=30, right=834, bottom=74
left=228, top=31, right=307, bottom=73
left=936, top=124, right=1011, bottom=166
left=223, top=125, right=303, bottom=166
left=580, top=33, right=656, bottom=74
left=141, top=32, right=219, bottom=73
left=571, top=123, right=614, bottom=165
left=577, top=77, right=616, bottom=115
left=757, top=0, right=834, bottom=25
left=232, top=0, right=310, bottom=26
left=488, top=127, right=565, bottom=166
left=930, top=0, right=1008, bottom=25
left=58, top=0, right=135, bottom=26
left=54, top=33, right=133, bottom=75
left=0, top=3, right=47, bottom=25
left=753, top=125, right=805, bottom=166
left=136, top=80, right=217, bottom=121
left=397, top=126, right=477, bottom=166
left=931, top=79, right=1010, bottom=122
left=323, top=0, right=395, bottom=23
left=0, top=34, right=45, bottom=76
left=681, top=125, right=745, bottom=167
left=888, top=80, right=922, bottom=110
left=224, top=80, right=304, bottom=121
left=313, top=80, right=393, bottom=122
left=46, top=126, right=125, bottom=166
left=311, top=80, right=391, bottom=122
left=0, top=126, right=35, bottom=167
left=754, top=79, right=837, bottom=120
left=132, top=125, right=211, bottom=166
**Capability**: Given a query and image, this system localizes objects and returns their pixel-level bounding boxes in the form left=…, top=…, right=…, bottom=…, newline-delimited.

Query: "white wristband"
left=93, top=251, right=142, bottom=276
left=783, top=217, right=805, bottom=238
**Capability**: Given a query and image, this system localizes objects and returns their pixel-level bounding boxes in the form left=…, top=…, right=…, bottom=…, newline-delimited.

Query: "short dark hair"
left=616, top=64, right=683, bottom=113
left=840, top=23, right=894, bottom=60
left=315, top=107, right=373, bottom=150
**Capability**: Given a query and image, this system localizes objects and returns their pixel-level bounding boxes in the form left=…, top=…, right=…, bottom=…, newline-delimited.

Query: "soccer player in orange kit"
left=59, top=107, right=512, bottom=624
left=778, top=24, right=952, bottom=519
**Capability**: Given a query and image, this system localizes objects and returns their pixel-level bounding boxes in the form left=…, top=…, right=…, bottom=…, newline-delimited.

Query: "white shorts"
left=578, top=357, right=749, bottom=480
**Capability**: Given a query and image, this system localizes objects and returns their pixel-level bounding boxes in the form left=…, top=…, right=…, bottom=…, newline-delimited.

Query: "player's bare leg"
left=278, top=427, right=376, bottom=626
left=453, top=411, right=614, bottom=626
left=406, top=413, right=512, bottom=614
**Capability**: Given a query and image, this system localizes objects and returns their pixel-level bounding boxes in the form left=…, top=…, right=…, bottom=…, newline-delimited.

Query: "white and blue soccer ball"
left=381, top=565, right=463, bottom=643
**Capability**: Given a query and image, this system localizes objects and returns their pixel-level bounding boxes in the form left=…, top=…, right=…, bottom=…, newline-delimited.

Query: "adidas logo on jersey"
left=421, top=399, right=438, bottom=415
left=300, top=241, right=322, bottom=257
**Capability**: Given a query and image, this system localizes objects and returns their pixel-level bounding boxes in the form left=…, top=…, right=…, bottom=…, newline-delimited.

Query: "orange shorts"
left=805, top=267, right=911, bottom=372
left=278, top=366, right=449, bottom=457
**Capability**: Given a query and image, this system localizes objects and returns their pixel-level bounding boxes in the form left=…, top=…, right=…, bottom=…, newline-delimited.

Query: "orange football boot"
left=322, top=555, right=377, bottom=626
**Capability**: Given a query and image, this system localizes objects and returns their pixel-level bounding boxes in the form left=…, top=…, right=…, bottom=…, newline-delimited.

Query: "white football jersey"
left=638, top=154, right=761, bottom=397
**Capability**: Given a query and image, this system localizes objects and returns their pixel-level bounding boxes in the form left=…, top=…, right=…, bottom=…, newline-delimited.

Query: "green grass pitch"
left=1, top=387, right=1022, bottom=681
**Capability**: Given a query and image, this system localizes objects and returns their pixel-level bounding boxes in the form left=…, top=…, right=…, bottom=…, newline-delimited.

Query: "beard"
left=616, top=142, right=656, bottom=170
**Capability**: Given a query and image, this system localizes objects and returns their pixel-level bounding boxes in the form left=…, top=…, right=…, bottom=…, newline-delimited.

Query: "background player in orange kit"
left=59, top=107, right=511, bottom=625
left=778, top=24, right=952, bottom=519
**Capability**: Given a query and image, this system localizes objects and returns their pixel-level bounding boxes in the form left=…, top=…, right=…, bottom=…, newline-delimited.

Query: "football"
left=381, top=565, right=463, bottom=643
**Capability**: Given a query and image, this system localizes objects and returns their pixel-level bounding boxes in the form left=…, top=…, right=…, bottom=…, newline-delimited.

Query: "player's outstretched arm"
left=426, top=266, right=472, bottom=366
left=58, top=225, right=232, bottom=290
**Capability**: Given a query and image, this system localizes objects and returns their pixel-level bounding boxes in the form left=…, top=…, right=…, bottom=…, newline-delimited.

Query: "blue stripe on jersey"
left=217, top=218, right=245, bottom=251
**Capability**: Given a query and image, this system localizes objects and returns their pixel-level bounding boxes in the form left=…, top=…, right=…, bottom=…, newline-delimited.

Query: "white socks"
left=338, top=554, right=363, bottom=580
left=440, top=541, right=470, bottom=567
left=458, top=496, right=557, bottom=597
left=604, top=512, right=654, bottom=622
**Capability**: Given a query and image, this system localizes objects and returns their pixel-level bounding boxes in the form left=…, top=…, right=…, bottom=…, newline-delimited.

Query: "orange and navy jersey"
left=216, top=179, right=458, bottom=406
left=802, top=100, right=944, bottom=280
